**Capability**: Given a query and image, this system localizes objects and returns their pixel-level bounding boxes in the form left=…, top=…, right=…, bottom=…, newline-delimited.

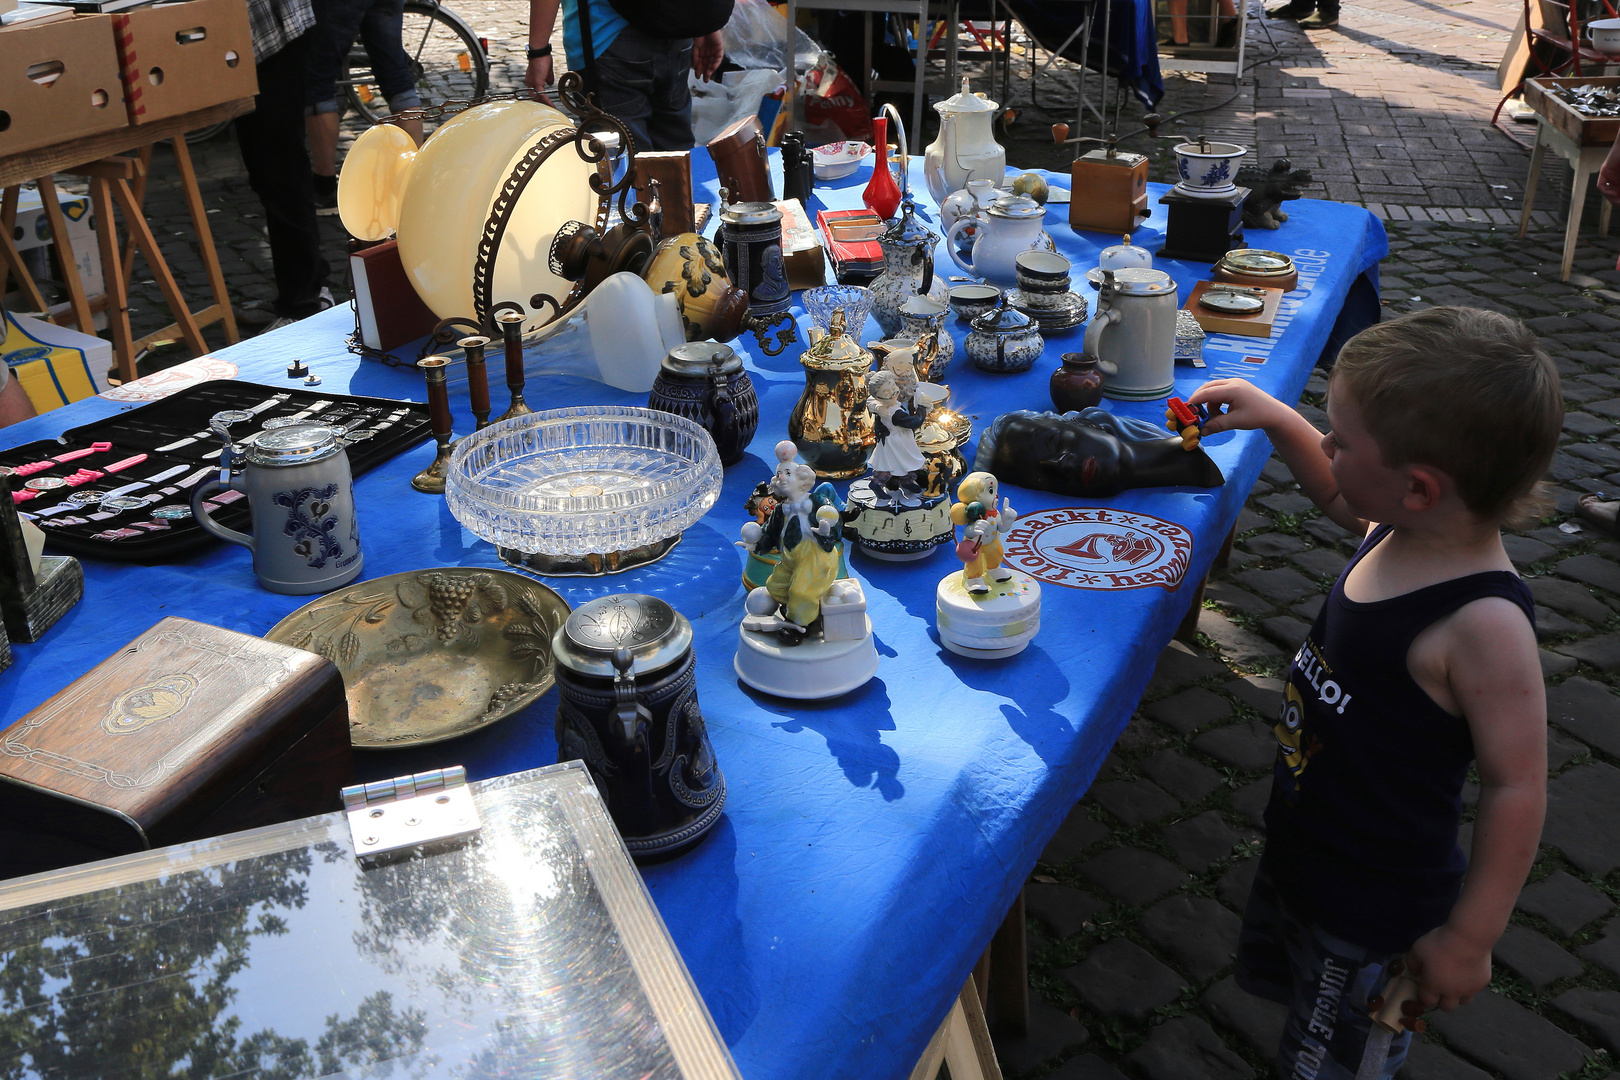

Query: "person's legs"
left=1239, top=860, right=1412, bottom=1080
left=1266, top=0, right=1317, bottom=19
left=594, top=26, right=696, bottom=153
left=304, top=0, right=370, bottom=177
left=357, top=0, right=423, bottom=132
left=1299, top=0, right=1340, bottom=28
left=236, top=33, right=330, bottom=321
left=592, top=27, right=657, bottom=155
left=645, top=36, right=695, bottom=152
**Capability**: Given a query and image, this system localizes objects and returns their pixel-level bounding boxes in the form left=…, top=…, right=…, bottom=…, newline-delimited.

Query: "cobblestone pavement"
left=992, top=215, right=1620, bottom=1080
left=13, top=1, right=1620, bottom=1077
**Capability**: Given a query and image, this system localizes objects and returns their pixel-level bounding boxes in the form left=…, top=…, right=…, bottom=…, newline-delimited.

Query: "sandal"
left=1575, top=493, right=1620, bottom=536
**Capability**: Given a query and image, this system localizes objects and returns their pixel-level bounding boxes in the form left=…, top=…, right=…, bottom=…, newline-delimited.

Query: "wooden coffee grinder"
left=1053, top=124, right=1150, bottom=236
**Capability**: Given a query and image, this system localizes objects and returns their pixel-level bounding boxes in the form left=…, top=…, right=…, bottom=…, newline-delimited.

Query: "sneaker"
left=1266, top=1, right=1315, bottom=17
left=253, top=287, right=335, bottom=335
left=1298, top=11, right=1339, bottom=27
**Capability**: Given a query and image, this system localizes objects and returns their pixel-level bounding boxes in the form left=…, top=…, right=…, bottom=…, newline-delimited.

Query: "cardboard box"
left=2, top=309, right=113, bottom=412
left=0, top=13, right=127, bottom=156
left=112, top=0, right=257, bottom=124
left=6, top=188, right=106, bottom=326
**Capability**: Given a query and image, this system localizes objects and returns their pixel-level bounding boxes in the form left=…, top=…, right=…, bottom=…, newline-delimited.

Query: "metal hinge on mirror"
left=342, top=766, right=482, bottom=860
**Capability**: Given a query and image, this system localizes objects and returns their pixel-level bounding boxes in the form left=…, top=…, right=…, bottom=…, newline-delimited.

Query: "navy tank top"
left=1262, top=524, right=1536, bottom=952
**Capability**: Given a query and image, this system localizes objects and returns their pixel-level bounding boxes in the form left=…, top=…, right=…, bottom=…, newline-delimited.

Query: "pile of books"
left=816, top=208, right=885, bottom=284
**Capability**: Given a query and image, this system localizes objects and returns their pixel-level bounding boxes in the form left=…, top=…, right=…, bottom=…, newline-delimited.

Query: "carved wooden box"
left=0, top=617, right=351, bottom=879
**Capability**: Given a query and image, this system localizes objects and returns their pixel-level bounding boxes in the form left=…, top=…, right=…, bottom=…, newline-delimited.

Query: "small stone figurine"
left=936, top=470, right=1041, bottom=659
left=950, top=471, right=1019, bottom=595
left=735, top=442, right=878, bottom=699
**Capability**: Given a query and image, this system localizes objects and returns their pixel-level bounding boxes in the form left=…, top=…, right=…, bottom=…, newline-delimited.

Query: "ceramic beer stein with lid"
left=552, top=593, right=726, bottom=862
left=191, top=420, right=364, bottom=595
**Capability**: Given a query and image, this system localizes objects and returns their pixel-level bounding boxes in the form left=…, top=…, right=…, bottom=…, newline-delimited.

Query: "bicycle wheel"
left=343, top=0, right=489, bottom=130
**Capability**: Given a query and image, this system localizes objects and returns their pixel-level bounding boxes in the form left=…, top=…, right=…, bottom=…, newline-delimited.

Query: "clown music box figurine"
left=736, top=441, right=878, bottom=698
left=844, top=336, right=958, bottom=561
left=936, top=471, right=1042, bottom=659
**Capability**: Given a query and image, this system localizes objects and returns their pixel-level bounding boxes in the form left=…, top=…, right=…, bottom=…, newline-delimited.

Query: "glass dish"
left=803, top=284, right=874, bottom=335
left=446, top=406, right=723, bottom=568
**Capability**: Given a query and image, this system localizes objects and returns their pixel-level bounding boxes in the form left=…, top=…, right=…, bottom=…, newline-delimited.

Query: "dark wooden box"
left=0, top=616, right=351, bottom=879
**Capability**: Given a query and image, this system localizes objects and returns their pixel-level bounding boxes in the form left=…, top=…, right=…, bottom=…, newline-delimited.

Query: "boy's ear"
left=1402, top=464, right=1446, bottom=512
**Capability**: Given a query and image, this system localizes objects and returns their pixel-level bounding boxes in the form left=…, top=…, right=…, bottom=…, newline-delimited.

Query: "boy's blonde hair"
left=1330, top=307, right=1562, bottom=525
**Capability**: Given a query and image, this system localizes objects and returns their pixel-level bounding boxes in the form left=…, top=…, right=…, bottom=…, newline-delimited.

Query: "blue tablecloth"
left=0, top=156, right=1386, bottom=1079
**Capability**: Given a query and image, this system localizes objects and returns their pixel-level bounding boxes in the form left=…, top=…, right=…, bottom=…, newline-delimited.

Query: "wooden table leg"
left=34, top=176, right=95, bottom=337
left=987, top=887, right=1029, bottom=1037
left=118, top=144, right=154, bottom=287
left=1519, top=131, right=1545, bottom=239
left=171, top=135, right=238, bottom=343
left=88, top=175, right=137, bottom=383
left=109, top=175, right=207, bottom=355
left=1, top=187, right=51, bottom=315
left=1562, top=157, right=1590, bottom=282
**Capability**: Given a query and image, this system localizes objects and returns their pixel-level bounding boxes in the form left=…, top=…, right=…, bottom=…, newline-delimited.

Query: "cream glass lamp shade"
left=338, top=123, right=417, bottom=242
left=338, top=99, right=605, bottom=332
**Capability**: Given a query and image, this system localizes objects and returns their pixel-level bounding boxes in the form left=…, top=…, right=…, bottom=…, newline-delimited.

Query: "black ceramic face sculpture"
left=973, top=408, right=1224, bottom=497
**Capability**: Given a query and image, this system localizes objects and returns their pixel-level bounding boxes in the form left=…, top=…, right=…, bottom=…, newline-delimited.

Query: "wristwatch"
left=526, top=43, right=552, bottom=59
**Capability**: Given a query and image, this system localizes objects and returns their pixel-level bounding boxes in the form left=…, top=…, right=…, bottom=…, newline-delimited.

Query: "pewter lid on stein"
left=662, top=341, right=741, bottom=378
left=553, top=593, right=693, bottom=678
left=1106, top=267, right=1177, bottom=296
left=246, top=423, right=343, bottom=467
left=970, top=299, right=1036, bottom=334
left=720, top=201, right=781, bottom=226
left=986, top=194, right=1045, bottom=220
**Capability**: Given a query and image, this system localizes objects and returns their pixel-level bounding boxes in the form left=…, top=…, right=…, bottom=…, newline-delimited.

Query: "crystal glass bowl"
left=446, top=407, right=723, bottom=566
left=803, top=284, right=874, bottom=335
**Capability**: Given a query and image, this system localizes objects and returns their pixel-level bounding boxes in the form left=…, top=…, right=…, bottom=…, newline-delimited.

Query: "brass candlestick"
left=460, top=335, right=492, bottom=429
left=495, top=310, right=531, bottom=421
left=412, top=356, right=455, bottom=494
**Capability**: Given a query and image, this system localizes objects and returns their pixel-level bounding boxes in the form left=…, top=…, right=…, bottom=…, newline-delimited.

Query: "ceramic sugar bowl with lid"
left=966, top=299, right=1044, bottom=374
left=552, top=593, right=725, bottom=862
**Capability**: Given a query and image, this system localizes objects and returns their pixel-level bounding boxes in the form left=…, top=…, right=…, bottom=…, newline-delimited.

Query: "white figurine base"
left=735, top=617, right=879, bottom=700
left=845, top=480, right=954, bottom=562
left=936, top=569, right=1042, bottom=659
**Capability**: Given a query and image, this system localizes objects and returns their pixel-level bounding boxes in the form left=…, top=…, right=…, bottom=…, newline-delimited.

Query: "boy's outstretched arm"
left=1406, top=599, right=1547, bottom=1012
left=1186, top=379, right=1368, bottom=535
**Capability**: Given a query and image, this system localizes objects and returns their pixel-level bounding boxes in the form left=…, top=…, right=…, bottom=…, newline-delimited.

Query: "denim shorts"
left=1237, top=858, right=1412, bottom=1080
left=305, top=0, right=421, bottom=114
left=592, top=25, right=695, bottom=153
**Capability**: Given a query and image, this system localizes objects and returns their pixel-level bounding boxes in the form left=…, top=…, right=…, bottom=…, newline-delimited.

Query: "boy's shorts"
left=1237, top=857, right=1412, bottom=1080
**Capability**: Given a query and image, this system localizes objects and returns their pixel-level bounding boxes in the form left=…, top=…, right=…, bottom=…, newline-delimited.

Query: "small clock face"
left=1224, top=250, right=1291, bottom=273
left=1199, top=289, right=1266, bottom=314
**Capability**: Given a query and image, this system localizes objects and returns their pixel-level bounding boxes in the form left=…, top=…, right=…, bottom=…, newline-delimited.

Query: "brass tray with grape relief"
left=266, top=568, right=570, bottom=749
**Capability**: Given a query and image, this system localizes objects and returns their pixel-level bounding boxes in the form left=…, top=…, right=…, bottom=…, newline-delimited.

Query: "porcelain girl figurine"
left=951, top=472, right=1019, bottom=595
left=865, top=370, right=927, bottom=506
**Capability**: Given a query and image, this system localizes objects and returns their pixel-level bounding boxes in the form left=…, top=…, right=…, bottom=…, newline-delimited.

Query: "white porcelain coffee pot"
left=946, top=194, right=1048, bottom=290
left=924, top=77, right=1007, bottom=204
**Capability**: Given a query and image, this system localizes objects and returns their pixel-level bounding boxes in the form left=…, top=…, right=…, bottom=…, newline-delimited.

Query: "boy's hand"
left=1405, top=924, right=1493, bottom=1012
left=1186, top=379, right=1291, bottom=438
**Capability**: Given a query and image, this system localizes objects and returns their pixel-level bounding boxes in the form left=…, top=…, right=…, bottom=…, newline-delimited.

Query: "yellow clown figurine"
left=951, top=471, right=1019, bottom=596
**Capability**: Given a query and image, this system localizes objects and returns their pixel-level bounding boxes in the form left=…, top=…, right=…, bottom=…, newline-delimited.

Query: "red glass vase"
left=863, top=116, right=902, bottom=221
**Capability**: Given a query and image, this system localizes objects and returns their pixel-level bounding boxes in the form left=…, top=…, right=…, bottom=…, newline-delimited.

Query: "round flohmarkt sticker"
left=1001, top=507, right=1193, bottom=591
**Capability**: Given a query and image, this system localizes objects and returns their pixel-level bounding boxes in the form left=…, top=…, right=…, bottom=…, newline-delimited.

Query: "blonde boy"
left=1187, top=307, right=1561, bottom=1080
